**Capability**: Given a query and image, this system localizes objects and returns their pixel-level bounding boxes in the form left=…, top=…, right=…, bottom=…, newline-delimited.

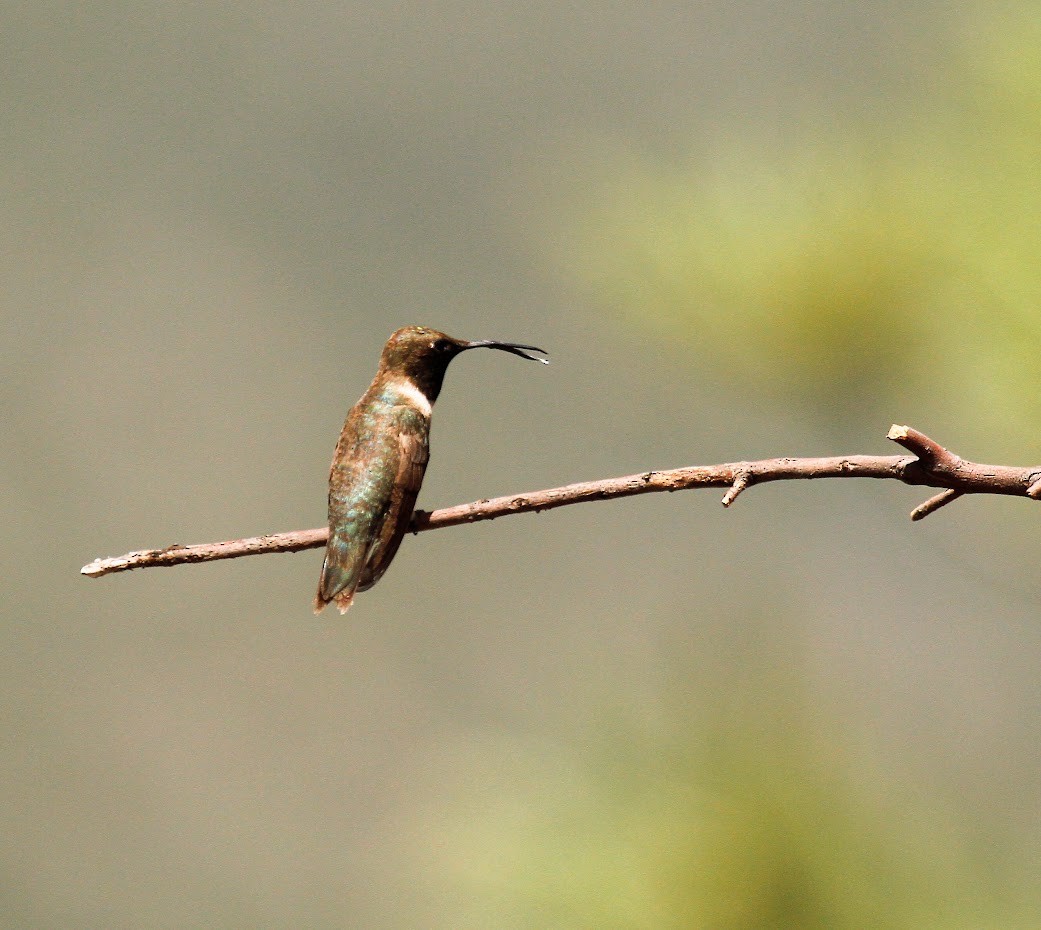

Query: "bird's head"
left=379, top=325, right=548, bottom=400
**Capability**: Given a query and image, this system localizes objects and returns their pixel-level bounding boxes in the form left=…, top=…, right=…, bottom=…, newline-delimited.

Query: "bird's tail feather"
left=313, top=541, right=363, bottom=615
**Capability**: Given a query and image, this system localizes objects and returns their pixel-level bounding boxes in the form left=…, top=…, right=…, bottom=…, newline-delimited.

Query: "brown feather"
left=314, top=399, right=418, bottom=613
left=358, top=408, right=430, bottom=591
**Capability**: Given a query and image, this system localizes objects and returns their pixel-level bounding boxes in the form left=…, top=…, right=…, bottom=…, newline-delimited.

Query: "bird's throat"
left=386, top=377, right=433, bottom=417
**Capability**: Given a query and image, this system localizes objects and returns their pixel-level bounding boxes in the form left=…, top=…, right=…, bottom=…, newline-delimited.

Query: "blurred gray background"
left=5, top=2, right=1041, bottom=927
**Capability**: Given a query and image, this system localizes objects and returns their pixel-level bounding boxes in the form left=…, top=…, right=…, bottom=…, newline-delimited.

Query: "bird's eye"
left=434, top=339, right=450, bottom=351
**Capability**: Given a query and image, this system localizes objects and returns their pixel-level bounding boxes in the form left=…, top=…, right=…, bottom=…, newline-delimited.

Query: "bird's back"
left=314, top=390, right=430, bottom=614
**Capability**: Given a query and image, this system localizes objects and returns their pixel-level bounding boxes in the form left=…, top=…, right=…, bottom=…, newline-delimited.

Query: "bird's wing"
left=357, top=405, right=430, bottom=592
left=313, top=407, right=402, bottom=614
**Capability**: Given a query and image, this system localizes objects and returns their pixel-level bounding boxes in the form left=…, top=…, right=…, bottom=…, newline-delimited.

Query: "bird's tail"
left=313, top=586, right=355, bottom=615
left=313, top=539, right=364, bottom=615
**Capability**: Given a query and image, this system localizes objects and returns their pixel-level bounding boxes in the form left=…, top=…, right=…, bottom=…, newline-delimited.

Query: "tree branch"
left=81, top=425, right=1041, bottom=579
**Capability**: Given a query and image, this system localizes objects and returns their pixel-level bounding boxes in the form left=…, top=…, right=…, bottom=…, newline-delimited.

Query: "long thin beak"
left=463, top=340, right=550, bottom=363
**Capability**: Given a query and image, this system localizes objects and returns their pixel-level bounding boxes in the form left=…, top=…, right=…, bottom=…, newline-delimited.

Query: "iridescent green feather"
left=314, top=399, right=429, bottom=613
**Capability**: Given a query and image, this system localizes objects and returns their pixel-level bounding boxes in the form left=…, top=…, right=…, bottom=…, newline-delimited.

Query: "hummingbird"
left=314, top=325, right=548, bottom=614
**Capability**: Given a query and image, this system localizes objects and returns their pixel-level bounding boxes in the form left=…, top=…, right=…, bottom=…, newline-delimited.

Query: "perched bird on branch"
left=314, top=325, right=548, bottom=614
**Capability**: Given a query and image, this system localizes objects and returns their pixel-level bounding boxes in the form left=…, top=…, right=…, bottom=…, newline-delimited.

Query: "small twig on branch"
left=721, top=468, right=751, bottom=507
left=909, top=489, right=963, bottom=522
left=81, top=425, right=1041, bottom=579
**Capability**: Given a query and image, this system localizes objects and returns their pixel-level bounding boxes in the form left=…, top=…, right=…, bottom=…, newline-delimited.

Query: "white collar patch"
left=389, top=378, right=433, bottom=416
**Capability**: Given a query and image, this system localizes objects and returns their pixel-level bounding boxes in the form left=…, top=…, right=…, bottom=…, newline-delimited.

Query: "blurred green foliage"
left=441, top=643, right=1021, bottom=929
left=432, top=10, right=1041, bottom=928
left=566, top=7, right=1041, bottom=458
